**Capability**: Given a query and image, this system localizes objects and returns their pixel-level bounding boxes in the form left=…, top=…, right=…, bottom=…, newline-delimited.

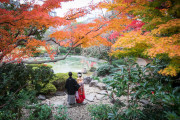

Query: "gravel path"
left=42, top=84, right=113, bottom=120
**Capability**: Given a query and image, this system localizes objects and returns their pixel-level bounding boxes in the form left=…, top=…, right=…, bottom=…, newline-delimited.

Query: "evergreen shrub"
left=96, top=64, right=114, bottom=76
left=52, top=72, right=78, bottom=91
left=40, top=83, right=57, bottom=94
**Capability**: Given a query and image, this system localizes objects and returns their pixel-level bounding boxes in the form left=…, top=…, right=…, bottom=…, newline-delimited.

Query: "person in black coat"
left=65, top=72, right=80, bottom=105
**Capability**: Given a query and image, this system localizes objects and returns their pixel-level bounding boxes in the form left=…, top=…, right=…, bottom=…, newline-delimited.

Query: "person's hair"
left=77, top=72, right=82, bottom=77
left=68, top=72, right=72, bottom=77
left=78, top=72, right=82, bottom=75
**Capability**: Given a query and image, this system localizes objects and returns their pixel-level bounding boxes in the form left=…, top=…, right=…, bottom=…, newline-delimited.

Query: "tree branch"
left=65, top=10, right=88, bottom=20
left=14, top=30, right=20, bottom=38
left=46, top=38, right=61, bottom=46
left=15, top=39, right=27, bottom=46
left=1, top=45, right=74, bottom=65
left=0, top=22, right=15, bottom=26
left=27, top=27, right=37, bottom=36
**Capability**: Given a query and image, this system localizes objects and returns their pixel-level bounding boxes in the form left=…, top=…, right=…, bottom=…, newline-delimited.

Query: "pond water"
left=45, top=55, right=106, bottom=74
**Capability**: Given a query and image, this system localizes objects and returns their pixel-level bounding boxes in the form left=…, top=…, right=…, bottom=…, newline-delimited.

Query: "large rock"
left=136, top=58, right=147, bottom=66
left=97, top=90, right=107, bottom=95
left=55, top=91, right=66, bottom=96
left=38, top=94, right=46, bottom=100
left=96, top=83, right=107, bottom=90
left=85, top=94, right=95, bottom=102
left=89, top=80, right=98, bottom=87
left=52, top=101, right=65, bottom=107
left=140, top=99, right=150, bottom=105
left=96, top=94, right=105, bottom=100
left=83, top=77, right=92, bottom=84
left=45, top=95, right=53, bottom=99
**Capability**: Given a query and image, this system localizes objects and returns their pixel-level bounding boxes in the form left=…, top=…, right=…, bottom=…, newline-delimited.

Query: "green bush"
left=0, top=110, right=17, bottom=120
left=89, top=67, right=96, bottom=72
left=0, top=63, right=38, bottom=119
left=87, top=104, right=115, bottom=120
left=27, top=104, right=52, bottom=120
left=96, top=64, right=114, bottom=76
left=27, top=64, right=54, bottom=93
left=27, top=104, right=71, bottom=120
left=40, top=83, right=57, bottom=94
left=59, top=47, right=68, bottom=53
left=52, top=72, right=78, bottom=91
left=0, top=63, right=54, bottom=119
left=54, top=105, right=71, bottom=120
left=74, top=47, right=81, bottom=54
left=27, top=64, right=53, bottom=69
left=102, top=57, right=180, bottom=120
left=112, top=59, right=127, bottom=67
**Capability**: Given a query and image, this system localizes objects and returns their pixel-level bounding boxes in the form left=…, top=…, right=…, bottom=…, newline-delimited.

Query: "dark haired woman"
left=76, top=72, right=85, bottom=103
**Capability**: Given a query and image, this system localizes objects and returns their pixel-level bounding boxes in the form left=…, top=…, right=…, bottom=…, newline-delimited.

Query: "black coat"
left=65, top=77, right=80, bottom=95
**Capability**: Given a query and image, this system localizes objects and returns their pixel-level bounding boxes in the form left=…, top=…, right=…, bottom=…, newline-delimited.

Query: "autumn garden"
left=0, top=0, right=180, bottom=119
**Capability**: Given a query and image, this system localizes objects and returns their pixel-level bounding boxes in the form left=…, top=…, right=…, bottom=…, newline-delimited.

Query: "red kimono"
left=76, top=78, right=85, bottom=103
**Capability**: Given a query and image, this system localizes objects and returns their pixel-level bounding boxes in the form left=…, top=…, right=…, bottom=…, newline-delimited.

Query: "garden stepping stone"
left=85, top=94, right=96, bottom=102
left=38, top=94, right=46, bottom=100
left=83, top=77, right=92, bottom=84
left=55, top=91, right=66, bottom=96
left=52, top=101, right=64, bottom=107
left=89, top=80, right=98, bottom=87
left=97, top=90, right=107, bottom=95
left=96, top=94, right=105, bottom=100
left=96, top=83, right=107, bottom=90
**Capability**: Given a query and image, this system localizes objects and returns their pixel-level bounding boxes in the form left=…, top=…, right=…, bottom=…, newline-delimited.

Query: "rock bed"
left=37, top=82, right=141, bottom=120
left=21, top=83, right=128, bottom=120
left=41, top=84, right=112, bottom=120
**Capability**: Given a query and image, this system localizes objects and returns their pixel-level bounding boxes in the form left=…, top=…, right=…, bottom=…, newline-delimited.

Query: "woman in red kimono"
left=76, top=72, right=85, bottom=103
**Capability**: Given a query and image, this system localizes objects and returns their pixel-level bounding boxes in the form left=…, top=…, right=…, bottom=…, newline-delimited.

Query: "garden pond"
left=43, top=55, right=106, bottom=74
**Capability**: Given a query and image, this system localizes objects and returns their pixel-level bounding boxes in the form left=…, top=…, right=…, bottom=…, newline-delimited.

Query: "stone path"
left=41, top=84, right=114, bottom=120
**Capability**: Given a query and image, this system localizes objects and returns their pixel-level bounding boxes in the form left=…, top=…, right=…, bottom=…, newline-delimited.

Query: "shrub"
left=27, top=64, right=54, bottom=93
left=111, top=59, right=126, bottom=67
left=89, top=67, right=96, bottom=72
left=87, top=104, right=115, bottom=120
left=52, top=72, right=78, bottom=91
left=96, top=64, right=114, bottom=76
left=54, top=105, right=71, bottom=120
left=74, top=47, right=81, bottom=54
left=40, top=83, right=57, bottom=95
left=27, top=104, right=71, bottom=120
left=92, top=76, right=101, bottom=82
left=102, top=57, right=180, bottom=120
left=0, top=63, right=38, bottom=119
left=0, top=110, right=17, bottom=120
left=27, top=64, right=53, bottom=69
left=0, top=63, right=54, bottom=119
left=59, top=47, right=68, bottom=54
left=27, top=104, right=52, bottom=120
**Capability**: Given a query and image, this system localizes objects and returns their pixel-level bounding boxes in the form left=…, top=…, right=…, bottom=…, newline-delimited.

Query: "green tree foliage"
left=89, top=57, right=180, bottom=120
left=0, top=63, right=54, bottom=119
